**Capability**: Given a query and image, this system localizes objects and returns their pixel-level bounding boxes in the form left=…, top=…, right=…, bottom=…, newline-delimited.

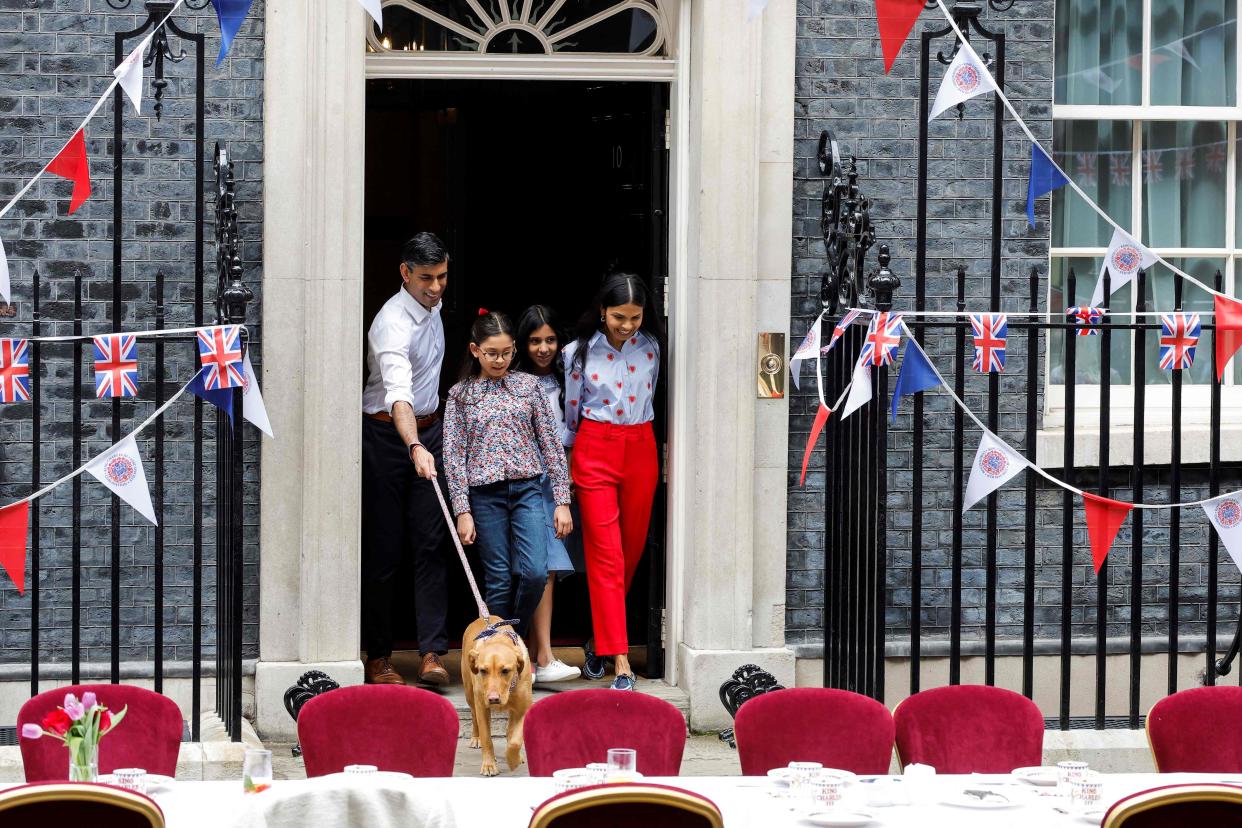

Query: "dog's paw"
left=506, top=745, right=524, bottom=770
left=480, top=758, right=500, bottom=777
left=469, top=736, right=481, bottom=749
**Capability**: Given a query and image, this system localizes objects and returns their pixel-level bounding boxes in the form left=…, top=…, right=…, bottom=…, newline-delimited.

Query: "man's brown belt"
left=367, top=409, right=441, bottom=429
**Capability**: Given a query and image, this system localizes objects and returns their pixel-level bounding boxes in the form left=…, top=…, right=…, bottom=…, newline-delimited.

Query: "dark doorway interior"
left=363, top=78, right=669, bottom=676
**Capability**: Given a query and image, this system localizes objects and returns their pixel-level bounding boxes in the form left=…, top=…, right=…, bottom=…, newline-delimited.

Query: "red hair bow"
left=477, top=307, right=489, bottom=316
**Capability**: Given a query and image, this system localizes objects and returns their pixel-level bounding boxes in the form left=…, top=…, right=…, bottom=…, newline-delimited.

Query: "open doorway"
left=363, top=78, right=670, bottom=677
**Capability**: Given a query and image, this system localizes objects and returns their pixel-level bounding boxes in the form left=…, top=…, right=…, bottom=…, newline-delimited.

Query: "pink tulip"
left=62, top=694, right=85, bottom=721
left=81, top=691, right=97, bottom=711
left=20, top=724, right=43, bottom=740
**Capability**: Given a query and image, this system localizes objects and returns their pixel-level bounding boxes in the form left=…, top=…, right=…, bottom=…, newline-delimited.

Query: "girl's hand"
left=456, top=513, right=476, bottom=545
left=553, top=505, right=573, bottom=538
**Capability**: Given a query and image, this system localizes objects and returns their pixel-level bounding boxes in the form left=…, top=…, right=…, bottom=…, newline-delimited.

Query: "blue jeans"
left=468, top=476, right=548, bottom=638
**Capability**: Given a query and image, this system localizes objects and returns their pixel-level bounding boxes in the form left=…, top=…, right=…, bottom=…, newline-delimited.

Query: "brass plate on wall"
left=757, top=332, right=786, bottom=399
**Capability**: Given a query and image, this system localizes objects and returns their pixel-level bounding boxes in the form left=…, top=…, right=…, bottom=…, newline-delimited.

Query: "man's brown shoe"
left=365, top=656, right=405, bottom=685
left=418, top=652, right=450, bottom=686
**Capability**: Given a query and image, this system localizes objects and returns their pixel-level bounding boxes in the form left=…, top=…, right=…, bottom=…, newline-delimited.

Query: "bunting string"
left=5, top=323, right=227, bottom=345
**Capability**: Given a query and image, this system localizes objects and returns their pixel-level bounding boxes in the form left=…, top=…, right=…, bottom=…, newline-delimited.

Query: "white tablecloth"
left=12, top=773, right=1242, bottom=827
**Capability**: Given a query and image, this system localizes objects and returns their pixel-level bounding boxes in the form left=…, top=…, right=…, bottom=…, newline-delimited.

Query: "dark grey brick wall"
left=788, top=1, right=1242, bottom=650
left=0, top=1, right=263, bottom=668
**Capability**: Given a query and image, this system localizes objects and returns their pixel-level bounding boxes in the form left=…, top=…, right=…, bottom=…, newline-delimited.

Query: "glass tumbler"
left=242, top=748, right=273, bottom=794
left=606, top=748, right=638, bottom=782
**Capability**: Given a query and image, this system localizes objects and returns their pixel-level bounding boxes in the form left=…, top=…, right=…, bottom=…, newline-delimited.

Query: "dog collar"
left=476, top=618, right=522, bottom=648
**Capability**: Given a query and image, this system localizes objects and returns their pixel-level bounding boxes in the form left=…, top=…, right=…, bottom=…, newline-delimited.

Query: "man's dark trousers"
left=361, top=415, right=450, bottom=658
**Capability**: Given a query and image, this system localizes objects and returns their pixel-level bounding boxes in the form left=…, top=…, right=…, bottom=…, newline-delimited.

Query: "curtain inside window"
left=1055, top=0, right=1142, bottom=105
left=1151, top=0, right=1237, bottom=106
left=1052, top=121, right=1132, bottom=248
left=1142, top=121, right=1227, bottom=248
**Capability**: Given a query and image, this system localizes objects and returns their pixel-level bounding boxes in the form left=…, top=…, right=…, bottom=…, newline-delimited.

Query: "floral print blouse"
left=443, top=371, right=571, bottom=516
left=562, top=330, right=660, bottom=446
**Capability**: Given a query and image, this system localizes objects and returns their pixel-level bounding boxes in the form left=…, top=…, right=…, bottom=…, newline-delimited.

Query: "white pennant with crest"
left=930, top=42, right=997, bottom=121
left=1090, top=227, right=1158, bottom=307
left=114, top=34, right=153, bottom=115
left=0, top=235, right=9, bottom=304
left=242, top=351, right=273, bottom=437
left=86, top=435, right=157, bottom=525
left=963, top=430, right=1028, bottom=513
left=840, top=360, right=872, bottom=420
left=789, top=313, right=823, bottom=391
left=358, top=0, right=383, bottom=27
left=1203, top=493, right=1242, bottom=575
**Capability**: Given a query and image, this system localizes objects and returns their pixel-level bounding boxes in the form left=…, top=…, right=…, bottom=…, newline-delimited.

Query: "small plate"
left=1012, top=766, right=1059, bottom=786
left=99, top=773, right=175, bottom=791
left=1077, top=808, right=1106, bottom=825
left=801, top=810, right=877, bottom=827
left=768, top=768, right=858, bottom=787
left=940, top=789, right=1021, bottom=809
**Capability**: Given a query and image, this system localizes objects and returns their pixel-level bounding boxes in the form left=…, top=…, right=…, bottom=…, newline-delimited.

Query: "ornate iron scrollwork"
left=283, top=671, right=341, bottom=757
left=111, top=1, right=208, bottom=121
left=819, top=129, right=876, bottom=317
left=717, top=664, right=785, bottom=748
left=213, top=144, right=252, bottom=326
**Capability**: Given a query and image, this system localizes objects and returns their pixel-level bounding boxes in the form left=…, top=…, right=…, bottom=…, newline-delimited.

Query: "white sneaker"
left=534, top=658, right=581, bottom=684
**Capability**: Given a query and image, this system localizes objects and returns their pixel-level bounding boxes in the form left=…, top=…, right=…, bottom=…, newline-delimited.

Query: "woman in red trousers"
left=563, top=273, right=664, bottom=691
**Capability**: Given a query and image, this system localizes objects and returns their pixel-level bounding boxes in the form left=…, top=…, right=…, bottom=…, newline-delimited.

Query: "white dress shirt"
left=561, top=330, right=659, bottom=446
left=362, top=287, right=444, bottom=417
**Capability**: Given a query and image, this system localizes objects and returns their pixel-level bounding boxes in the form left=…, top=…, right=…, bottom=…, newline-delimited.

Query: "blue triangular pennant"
left=210, top=0, right=255, bottom=65
left=1027, top=143, right=1070, bottom=229
left=188, top=366, right=234, bottom=425
left=890, top=340, right=942, bottom=423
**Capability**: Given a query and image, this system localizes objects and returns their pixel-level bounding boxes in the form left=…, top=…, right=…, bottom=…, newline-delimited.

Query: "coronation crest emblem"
left=1110, top=244, right=1143, bottom=275
left=1217, top=499, right=1242, bottom=529
left=980, top=448, right=1008, bottom=478
left=104, top=455, right=136, bottom=487
left=953, top=64, right=981, bottom=93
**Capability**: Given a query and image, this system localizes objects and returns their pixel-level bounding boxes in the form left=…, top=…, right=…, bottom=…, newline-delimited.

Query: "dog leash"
left=431, top=476, right=492, bottom=621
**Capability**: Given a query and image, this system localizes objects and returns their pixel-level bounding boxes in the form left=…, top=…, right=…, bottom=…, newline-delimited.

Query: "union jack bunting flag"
left=1067, top=306, right=1104, bottom=336
left=1206, top=141, right=1228, bottom=174
left=0, top=338, right=30, bottom=403
left=1159, top=312, right=1201, bottom=371
left=93, top=334, right=138, bottom=398
left=822, top=309, right=863, bottom=354
left=197, top=325, right=244, bottom=390
left=858, top=312, right=903, bottom=368
left=970, top=313, right=1008, bottom=373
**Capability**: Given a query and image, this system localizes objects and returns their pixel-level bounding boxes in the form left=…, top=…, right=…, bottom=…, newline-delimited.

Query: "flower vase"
left=69, top=742, right=99, bottom=783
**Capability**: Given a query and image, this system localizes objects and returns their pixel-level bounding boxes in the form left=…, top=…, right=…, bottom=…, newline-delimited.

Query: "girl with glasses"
left=444, top=310, right=573, bottom=639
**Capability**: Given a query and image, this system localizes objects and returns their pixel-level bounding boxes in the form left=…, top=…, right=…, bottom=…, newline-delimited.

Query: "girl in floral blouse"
left=443, top=311, right=573, bottom=639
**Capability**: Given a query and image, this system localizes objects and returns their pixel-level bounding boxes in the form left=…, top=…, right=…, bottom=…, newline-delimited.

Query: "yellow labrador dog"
left=462, top=615, right=533, bottom=777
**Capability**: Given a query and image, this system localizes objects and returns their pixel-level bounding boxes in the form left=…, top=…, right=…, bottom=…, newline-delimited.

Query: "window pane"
left=1052, top=121, right=1132, bottom=248
left=1142, top=122, right=1227, bottom=248
left=1050, top=258, right=1133, bottom=384
left=1054, top=0, right=1142, bottom=105
left=1151, top=0, right=1237, bottom=106
left=1143, top=259, right=1219, bottom=385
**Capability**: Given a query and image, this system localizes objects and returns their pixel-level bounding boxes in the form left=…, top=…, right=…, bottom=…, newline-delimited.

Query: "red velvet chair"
left=0, top=782, right=164, bottom=827
left=893, top=685, right=1044, bottom=773
left=524, top=689, right=687, bottom=777
left=296, top=684, right=458, bottom=777
left=1147, top=686, right=1242, bottom=772
left=18, top=685, right=183, bottom=782
left=529, top=783, right=723, bottom=828
left=733, top=688, right=894, bottom=776
left=1102, top=783, right=1242, bottom=828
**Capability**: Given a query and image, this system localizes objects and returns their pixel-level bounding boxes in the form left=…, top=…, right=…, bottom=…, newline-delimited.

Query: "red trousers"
left=571, top=419, right=658, bottom=657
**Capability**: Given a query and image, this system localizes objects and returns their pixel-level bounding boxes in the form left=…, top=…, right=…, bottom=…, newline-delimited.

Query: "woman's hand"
left=456, top=513, right=476, bottom=545
left=553, top=505, right=573, bottom=539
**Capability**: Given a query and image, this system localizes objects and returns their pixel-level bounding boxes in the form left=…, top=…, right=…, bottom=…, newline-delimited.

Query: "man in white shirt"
left=361, top=232, right=452, bottom=686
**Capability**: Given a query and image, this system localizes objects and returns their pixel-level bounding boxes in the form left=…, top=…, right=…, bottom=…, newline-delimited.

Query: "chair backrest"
left=18, top=684, right=184, bottom=782
left=893, top=684, right=1044, bottom=773
left=1102, top=783, right=1242, bottom=828
left=529, top=783, right=723, bottom=828
left=733, top=687, right=894, bottom=776
left=0, top=782, right=164, bottom=828
left=524, top=689, right=687, bottom=777
left=296, top=684, right=458, bottom=778
left=1147, top=686, right=1242, bottom=772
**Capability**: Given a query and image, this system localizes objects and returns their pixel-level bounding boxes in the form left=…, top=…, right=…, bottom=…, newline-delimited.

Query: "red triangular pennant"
left=0, top=502, right=29, bottom=595
left=800, top=404, right=832, bottom=486
left=1082, top=492, right=1132, bottom=573
left=875, top=0, right=925, bottom=73
left=1215, top=294, right=1242, bottom=382
left=46, top=130, right=92, bottom=214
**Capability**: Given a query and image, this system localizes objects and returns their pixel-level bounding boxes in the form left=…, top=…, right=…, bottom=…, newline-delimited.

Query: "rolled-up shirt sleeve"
left=369, top=315, right=417, bottom=415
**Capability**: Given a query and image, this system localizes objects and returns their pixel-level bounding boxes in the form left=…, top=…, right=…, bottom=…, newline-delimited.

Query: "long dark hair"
left=570, top=273, right=667, bottom=375
left=513, top=304, right=566, bottom=411
left=456, top=310, right=516, bottom=386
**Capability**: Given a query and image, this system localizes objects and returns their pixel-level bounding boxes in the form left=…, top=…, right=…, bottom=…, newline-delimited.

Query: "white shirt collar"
left=588, top=329, right=646, bottom=355
left=396, top=286, right=441, bottom=322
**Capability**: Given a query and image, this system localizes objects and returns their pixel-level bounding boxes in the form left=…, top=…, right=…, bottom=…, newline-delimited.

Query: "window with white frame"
left=1051, top=0, right=1239, bottom=392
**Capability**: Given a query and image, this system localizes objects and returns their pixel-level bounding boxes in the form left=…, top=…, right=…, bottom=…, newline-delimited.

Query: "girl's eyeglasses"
left=481, top=350, right=515, bottom=363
